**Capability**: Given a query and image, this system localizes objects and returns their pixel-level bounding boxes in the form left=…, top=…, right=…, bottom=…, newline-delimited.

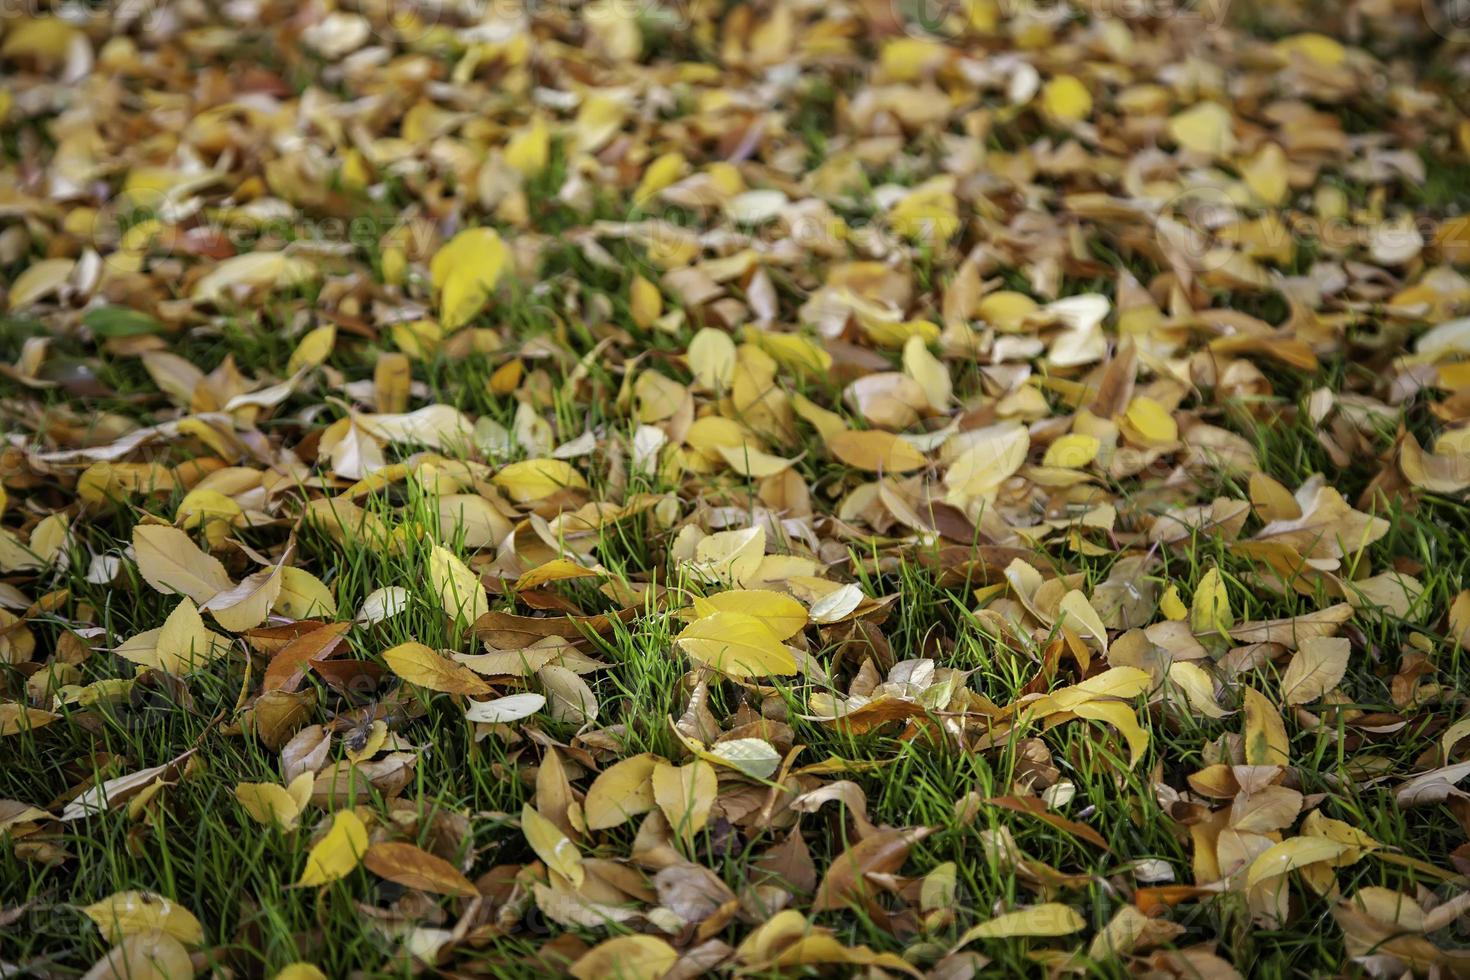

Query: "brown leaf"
left=362, top=841, right=478, bottom=897
left=264, top=622, right=351, bottom=693
left=812, top=826, right=931, bottom=915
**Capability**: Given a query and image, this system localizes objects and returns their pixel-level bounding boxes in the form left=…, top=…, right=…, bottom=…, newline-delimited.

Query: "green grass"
left=5, top=6, right=1470, bottom=978
left=3, top=412, right=1466, bottom=975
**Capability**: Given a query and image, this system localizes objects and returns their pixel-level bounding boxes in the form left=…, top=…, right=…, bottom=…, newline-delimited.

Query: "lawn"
left=4, top=1, right=1470, bottom=977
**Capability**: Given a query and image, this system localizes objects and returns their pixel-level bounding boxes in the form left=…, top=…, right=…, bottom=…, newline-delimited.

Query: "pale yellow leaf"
left=583, top=753, right=659, bottom=830
left=202, top=561, right=285, bottom=632
left=427, top=545, right=489, bottom=624
left=491, top=458, right=588, bottom=503
left=1280, top=636, right=1350, bottom=706
left=81, top=892, right=204, bottom=946
left=273, top=567, right=337, bottom=620
left=958, top=903, right=1085, bottom=942
left=570, top=936, right=678, bottom=980
left=688, top=327, right=736, bottom=390
left=133, top=525, right=233, bottom=605
left=1246, top=836, right=1350, bottom=887
left=652, top=759, right=716, bottom=844
left=521, top=803, right=584, bottom=887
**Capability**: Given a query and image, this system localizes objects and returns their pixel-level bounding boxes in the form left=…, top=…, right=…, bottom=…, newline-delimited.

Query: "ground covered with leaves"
left=6, top=0, right=1470, bottom=977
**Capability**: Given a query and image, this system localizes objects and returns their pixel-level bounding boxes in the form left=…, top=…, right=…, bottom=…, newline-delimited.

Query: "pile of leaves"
left=5, top=0, right=1470, bottom=975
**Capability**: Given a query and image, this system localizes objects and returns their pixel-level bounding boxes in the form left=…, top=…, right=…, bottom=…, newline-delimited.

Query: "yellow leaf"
left=792, top=392, right=848, bottom=442
left=633, top=370, right=687, bottom=422
left=946, top=425, right=1030, bottom=498
left=1273, top=32, right=1346, bottom=66
left=1, top=18, right=80, bottom=63
left=879, top=36, right=947, bottom=81
left=491, top=458, right=588, bottom=503
left=1042, top=666, right=1152, bottom=713
left=521, top=803, right=584, bottom=887
left=583, top=753, right=659, bottom=829
left=746, top=329, right=832, bottom=376
left=1057, top=589, right=1109, bottom=654
left=286, top=325, right=336, bottom=374
left=273, top=567, right=337, bottom=619
left=504, top=116, right=550, bottom=177
left=514, top=557, right=600, bottom=592
left=1159, top=584, right=1187, bottom=621
left=29, top=512, right=69, bottom=565
left=436, top=493, right=513, bottom=549
left=176, top=489, right=242, bottom=549
left=1167, top=101, right=1236, bottom=157
left=373, top=352, right=411, bottom=413
left=687, top=525, right=766, bottom=587
left=706, top=738, right=782, bottom=779
left=570, top=936, right=678, bottom=980
left=828, top=430, right=927, bottom=473
left=1167, top=662, right=1229, bottom=719
left=976, top=291, right=1038, bottom=331
left=629, top=275, right=663, bottom=329
left=202, top=561, right=286, bottom=632
left=676, top=611, right=797, bottom=677
left=1242, top=686, right=1290, bottom=766
left=234, top=774, right=311, bottom=830
left=862, top=316, right=940, bottom=349
left=150, top=598, right=231, bottom=675
left=652, top=759, right=717, bottom=844
left=0, top=528, right=40, bottom=572
left=634, top=151, right=686, bottom=205
left=384, top=640, right=491, bottom=695
left=688, top=327, right=736, bottom=390
left=572, top=94, right=626, bottom=154
left=192, top=251, right=316, bottom=304
left=957, top=903, right=1085, bottom=942
left=538, top=663, right=600, bottom=725
left=1301, top=810, right=1380, bottom=866
left=1041, top=75, right=1092, bottom=123
left=1280, top=636, right=1349, bottom=705
left=1241, top=142, right=1289, bottom=206
left=1246, top=836, right=1350, bottom=887
left=133, top=525, right=233, bottom=604
left=79, top=463, right=175, bottom=506
left=427, top=545, right=489, bottom=624
left=717, top=444, right=796, bottom=478
left=430, top=227, right=510, bottom=330
left=82, top=892, right=205, bottom=946
left=692, top=589, right=808, bottom=640
left=272, top=965, right=328, bottom=980
left=1122, top=396, right=1179, bottom=446
left=1042, top=433, right=1100, bottom=469
left=1072, top=699, right=1150, bottom=767
left=9, top=258, right=74, bottom=309
left=298, top=810, right=368, bottom=887
left=888, top=178, right=960, bottom=240
left=902, top=335, right=950, bottom=410
left=1191, top=568, right=1233, bottom=638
